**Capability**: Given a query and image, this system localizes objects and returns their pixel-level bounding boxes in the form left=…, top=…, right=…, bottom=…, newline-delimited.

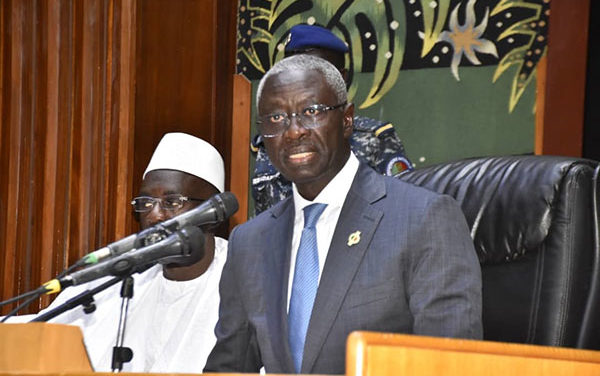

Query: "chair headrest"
left=400, top=155, right=598, bottom=264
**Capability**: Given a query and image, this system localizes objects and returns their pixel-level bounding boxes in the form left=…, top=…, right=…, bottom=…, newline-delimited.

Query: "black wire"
left=0, top=287, right=46, bottom=323
left=0, top=260, right=80, bottom=313
left=1, top=257, right=83, bottom=309
left=0, top=287, right=47, bottom=308
left=56, top=262, right=81, bottom=280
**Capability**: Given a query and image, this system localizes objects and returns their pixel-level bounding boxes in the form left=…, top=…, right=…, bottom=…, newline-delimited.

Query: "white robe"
left=12, top=237, right=227, bottom=373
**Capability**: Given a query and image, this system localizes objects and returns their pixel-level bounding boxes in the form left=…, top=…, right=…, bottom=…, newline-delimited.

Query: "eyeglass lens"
left=258, top=103, right=345, bottom=137
left=131, top=195, right=187, bottom=212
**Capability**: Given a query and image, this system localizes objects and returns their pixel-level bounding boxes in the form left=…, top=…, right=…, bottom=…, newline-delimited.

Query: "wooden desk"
left=0, top=323, right=92, bottom=373
left=347, top=331, right=600, bottom=376
left=3, top=324, right=600, bottom=375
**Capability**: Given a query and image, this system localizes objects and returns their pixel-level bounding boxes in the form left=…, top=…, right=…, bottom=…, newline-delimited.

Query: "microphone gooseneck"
left=43, top=225, right=205, bottom=294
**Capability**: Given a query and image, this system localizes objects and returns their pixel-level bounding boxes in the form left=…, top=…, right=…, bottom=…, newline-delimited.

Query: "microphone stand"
left=30, top=276, right=124, bottom=322
left=30, top=263, right=157, bottom=372
left=111, top=276, right=134, bottom=372
left=23, top=225, right=201, bottom=371
left=108, top=261, right=158, bottom=371
left=30, top=261, right=156, bottom=323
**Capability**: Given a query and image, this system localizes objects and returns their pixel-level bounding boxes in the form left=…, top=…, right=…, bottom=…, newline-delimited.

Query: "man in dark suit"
left=205, top=54, right=482, bottom=374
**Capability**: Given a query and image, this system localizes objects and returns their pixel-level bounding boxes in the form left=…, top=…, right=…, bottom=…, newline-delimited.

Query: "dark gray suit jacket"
left=205, top=164, right=482, bottom=374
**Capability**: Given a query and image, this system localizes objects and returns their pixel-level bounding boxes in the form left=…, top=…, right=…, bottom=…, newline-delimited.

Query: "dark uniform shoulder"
left=350, top=115, right=413, bottom=177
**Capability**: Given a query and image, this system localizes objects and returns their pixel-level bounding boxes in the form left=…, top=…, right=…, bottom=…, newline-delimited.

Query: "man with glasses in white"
left=10, top=132, right=228, bottom=373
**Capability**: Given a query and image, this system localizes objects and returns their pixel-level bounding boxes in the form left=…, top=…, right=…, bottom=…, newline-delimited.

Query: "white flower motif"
left=438, top=0, right=498, bottom=81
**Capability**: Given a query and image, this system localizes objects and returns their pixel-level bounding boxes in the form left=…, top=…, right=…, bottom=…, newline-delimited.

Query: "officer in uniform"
left=251, top=24, right=413, bottom=215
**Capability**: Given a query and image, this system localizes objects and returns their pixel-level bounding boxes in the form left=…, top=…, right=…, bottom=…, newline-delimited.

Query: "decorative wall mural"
left=237, top=0, right=549, bottom=112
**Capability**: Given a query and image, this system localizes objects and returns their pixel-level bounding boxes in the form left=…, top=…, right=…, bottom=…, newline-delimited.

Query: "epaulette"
left=352, top=115, right=389, bottom=134
left=374, top=123, right=395, bottom=137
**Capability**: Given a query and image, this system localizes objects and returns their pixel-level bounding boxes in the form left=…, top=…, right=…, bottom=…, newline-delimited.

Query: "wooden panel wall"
left=229, top=74, right=251, bottom=230
left=132, top=0, right=236, bottom=237
left=133, top=0, right=236, bottom=205
left=535, top=0, right=590, bottom=156
left=0, top=0, right=136, bottom=313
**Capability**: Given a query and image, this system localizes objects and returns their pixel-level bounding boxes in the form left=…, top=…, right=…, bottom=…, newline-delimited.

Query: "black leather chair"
left=400, top=155, right=600, bottom=350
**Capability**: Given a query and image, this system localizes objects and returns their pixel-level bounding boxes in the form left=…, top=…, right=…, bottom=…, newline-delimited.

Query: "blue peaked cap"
left=285, top=24, right=349, bottom=54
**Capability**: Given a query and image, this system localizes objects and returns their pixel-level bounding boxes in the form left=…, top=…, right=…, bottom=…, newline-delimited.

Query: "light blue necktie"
left=288, top=203, right=327, bottom=373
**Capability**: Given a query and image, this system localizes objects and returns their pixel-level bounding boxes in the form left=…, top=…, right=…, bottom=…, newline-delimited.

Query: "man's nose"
left=284, top=115, right=309, bottom=138
left=145, top=203, right=169, bottom=223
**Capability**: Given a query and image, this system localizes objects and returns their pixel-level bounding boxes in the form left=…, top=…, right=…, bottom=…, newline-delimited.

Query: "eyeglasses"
left=256, top=102, right=346, bottom=138
left=131, top=195, right=204, bottom=213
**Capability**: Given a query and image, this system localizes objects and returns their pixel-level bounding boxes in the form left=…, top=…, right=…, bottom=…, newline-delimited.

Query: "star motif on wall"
left=438, top=0, right=499, bottom=81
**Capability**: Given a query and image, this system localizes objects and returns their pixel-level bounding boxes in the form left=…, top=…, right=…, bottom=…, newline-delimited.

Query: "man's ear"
left=340, top=68, right=349, bottom=83
left=343, top=102, right=354, bottom=138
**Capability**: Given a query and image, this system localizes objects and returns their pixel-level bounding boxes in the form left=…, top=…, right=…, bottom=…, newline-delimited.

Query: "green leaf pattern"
left=237, top=0, right=549, bottom=112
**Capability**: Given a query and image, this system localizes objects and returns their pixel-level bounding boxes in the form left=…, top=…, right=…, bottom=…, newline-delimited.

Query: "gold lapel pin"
left=347, top=231, right=361, bottom=247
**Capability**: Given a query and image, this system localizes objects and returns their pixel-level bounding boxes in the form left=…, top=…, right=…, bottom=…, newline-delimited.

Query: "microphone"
left=45, top=226, right=204, bottom=293
left=77, top=191, right=238, bottom=266
left=160, top=191, right=238, bottom=233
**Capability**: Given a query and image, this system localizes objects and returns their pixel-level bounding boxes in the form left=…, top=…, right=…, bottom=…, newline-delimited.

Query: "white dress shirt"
left=287, top=152, right=360, bottom=310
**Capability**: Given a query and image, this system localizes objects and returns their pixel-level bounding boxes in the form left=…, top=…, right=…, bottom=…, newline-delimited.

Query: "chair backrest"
left=400, top=155, right=600, bottom=349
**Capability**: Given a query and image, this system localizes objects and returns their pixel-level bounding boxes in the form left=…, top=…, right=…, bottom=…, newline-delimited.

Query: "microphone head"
left=158, top=225, right=205, bottom=266
left=211, top=191, right=239, bottom=222
left=135, top=226, right=171, bottom=248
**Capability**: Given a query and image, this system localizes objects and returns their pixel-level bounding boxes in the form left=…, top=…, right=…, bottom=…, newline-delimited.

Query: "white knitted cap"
left=143, top=132, right=225, bottom=193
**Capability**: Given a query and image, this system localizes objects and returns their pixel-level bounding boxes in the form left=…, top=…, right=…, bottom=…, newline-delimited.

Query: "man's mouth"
left=288, top=151, right=316, bottom=163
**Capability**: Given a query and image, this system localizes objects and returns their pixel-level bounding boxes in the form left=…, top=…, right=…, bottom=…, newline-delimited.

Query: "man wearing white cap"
left=16, top=132, right=228, bottom=372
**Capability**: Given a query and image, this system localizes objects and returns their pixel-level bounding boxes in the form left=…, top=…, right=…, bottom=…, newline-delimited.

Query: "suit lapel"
left=263, top=199, right=296, bottom=373
left=301, top=165, right=385, bottom=373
